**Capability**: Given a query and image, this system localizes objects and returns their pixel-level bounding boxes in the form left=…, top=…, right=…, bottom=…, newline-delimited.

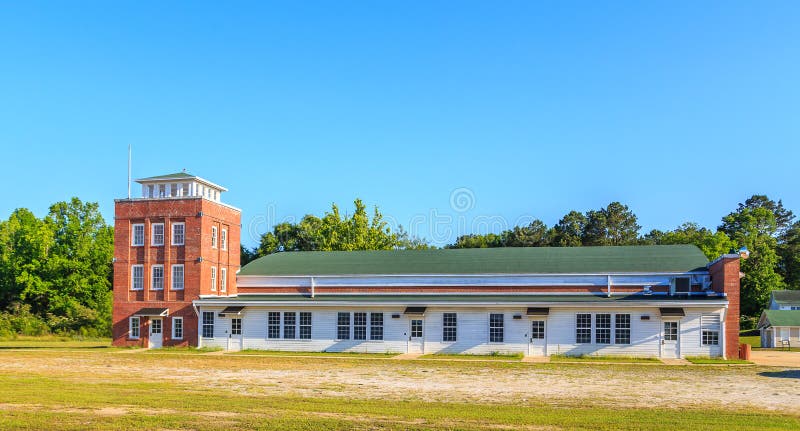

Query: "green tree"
left=778, top=221, right=800, bottom=290
left=642, top=223, right=735, bottom=261
left=550, top=211, right=587, bottom=247
left=582, top=202, right=640, bottom=246
left=505, top=220, right=550, bottom=247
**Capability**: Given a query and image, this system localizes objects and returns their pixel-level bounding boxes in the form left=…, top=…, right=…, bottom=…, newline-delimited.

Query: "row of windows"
left=575, top=313, right=631, bottom=344
left=131, top=265, right=228, bottom=292
left=129, top=316, right=183, bottom=339
left=337, top=312, right=384, bottom=340
left=131, top=223, right=227, bottom=250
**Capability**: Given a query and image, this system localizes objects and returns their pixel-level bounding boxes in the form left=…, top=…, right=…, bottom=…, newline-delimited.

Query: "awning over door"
left=220, top=306, right=245, bottom=316
left=526, top=307, right=550, bottom=316
left=133, top=307, right=169, bottom=317
left=659, top=307, right=685, bottom=317
left=404, top=306, right=427, bottom=315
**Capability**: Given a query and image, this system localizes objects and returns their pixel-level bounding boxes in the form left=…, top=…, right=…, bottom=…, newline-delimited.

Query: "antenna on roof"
left=127, top=144, right=132, bottom=199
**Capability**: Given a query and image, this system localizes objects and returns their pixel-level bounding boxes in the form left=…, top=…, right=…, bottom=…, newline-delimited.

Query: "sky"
left=0, top=2, right=798, bottom=247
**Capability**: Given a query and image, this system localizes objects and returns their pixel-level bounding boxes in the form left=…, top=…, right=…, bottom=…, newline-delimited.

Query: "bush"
left=0, top=303, right=51, bottom=338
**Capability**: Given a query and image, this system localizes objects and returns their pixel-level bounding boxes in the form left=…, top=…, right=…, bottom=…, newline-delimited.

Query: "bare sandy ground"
left=1, top=350, right=798, bottom=412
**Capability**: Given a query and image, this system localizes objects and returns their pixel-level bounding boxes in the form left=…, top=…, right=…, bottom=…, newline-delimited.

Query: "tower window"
left=131, top=224, right=144, bottom=246
left=151, top=223, right=164, bottom=246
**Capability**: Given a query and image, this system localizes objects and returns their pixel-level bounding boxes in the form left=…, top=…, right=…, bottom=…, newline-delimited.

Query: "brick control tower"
left=112, top=172, right=240, bottom=347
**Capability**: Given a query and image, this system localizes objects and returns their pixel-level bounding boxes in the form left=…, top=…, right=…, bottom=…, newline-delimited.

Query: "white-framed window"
left=202, top=311, right=214, bottom=338
left=337, top=312, right=350, bottom=340
left=299, top=312, right=312, bottom=340
left=615, top=314, right=631, bottom=344
left=210, top=267, right=217, bottom=291
left=701, top=314, right=720, bottom=346
left=170, top=183, right=178, bottom=197
left=131, top=265, right=144, bottom=290
left=283, top=312, right=296, bottom=339
left=221, top=229, right=227, bottom=251
left=443, top=313, right=457, bottom=342
left=151, top=265, right=164, bottom=290
left=129, top=317, right=140, bottom=339
left=268, top=312, right=281, bottom=339
left=595, top=313, right=611, bottom=344
left=147, top=185, right=155, bottom=198
left=158, top=184, right=166, bottom=197
left=171, top=264, right=184, bottom=290
left=231, top=318, right=242, bottom=335
left=576, top=313, right=592, bottom=343
left=370, top=313, right=383, bottom=340
left=531, top=320, right=545, bottom=340
left=172, top=317, right=183, bottom=339
left=131, top=224, right=145, bottom=246
left=211, top=226, right=218, bottom=248
left=151, top=223, right=164, bottom=246
left=220, top=268, right=227, bottom=292
left=172, top=222, right=185, bottom=246
left=489, top=313, right=504, bottom=343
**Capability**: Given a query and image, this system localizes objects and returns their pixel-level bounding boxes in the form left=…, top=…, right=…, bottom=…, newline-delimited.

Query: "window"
left=337, top=312, right=350, bottom=340
left=595, top=314, right=611, bottom=344
left=531, top=320, right=545, bottom=340
left=172, top=317, right=183, bottom=339
left=170, top=183, right=178, bottom=197
left=131, top=265, right=144, bottom=290
left=664, top=321, right=678, bottom=341
left=151, top=265, right=164, bottom=290
left=221, top=229, right=227, bottom=250
left=268, top=312, right=281, bottom=339
left=147, top=185, right=155, bottom=198
left=576, top=313, right=592, bottom=343
left=151, top=319, right=162, bottom=335
left=210, top=267, right=217, bottom=291
left=283, top=312, right=296, bottom=339
left=299, top=312, right=312, bottom=340
left=171, top=265, right=184, bottom=290
left=220, top=268, right=227, bottom=292
left=129, top=317, right=140, bottom=339
left=411, top=319, right=423, bottom=338
left=172, top=222, right=185, bottom=246
left=202, top=311, right=214, bottom=338
left=443, top=313, right=457, bottom=342
left=370, top=313, right=383, bottom=340
left=132, top=224, right=145, bottom=246
left=615, top=314, right=631, bottom=344
left=353, top=312, right=367, bottom=340
left=151, top=223, right=164, bottom=246
left=181, top=183, right=190, bottom=196
left=701, top=314, right=720, bottom=346
left=231, top=318, right=242, bottom=335
left=791, top=306, right=800, bottom=311
left=158, top=184, right=166, bottom=197
left=211, top=226, right=218, bottom=248
left=489, top=313, right=504, bottom=343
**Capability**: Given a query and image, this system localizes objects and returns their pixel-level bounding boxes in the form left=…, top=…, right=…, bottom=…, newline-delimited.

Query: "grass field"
left=419, top=352, right=523, bottom=360
left=549, top=354, right=661, bottom=363
left=0, top=339, right=798, bottom=430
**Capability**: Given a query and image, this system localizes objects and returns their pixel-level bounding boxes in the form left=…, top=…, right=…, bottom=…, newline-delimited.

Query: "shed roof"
left=238, top=245, right=710, bottom=276
left=771, top=290, right=800, bottom=306
left=759, top=310, right=800, bottom=328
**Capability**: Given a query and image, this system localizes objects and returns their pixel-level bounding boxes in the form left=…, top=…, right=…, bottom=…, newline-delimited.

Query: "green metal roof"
left=760, top=310, right=800, bottom=327
left=238, top=245, right=710, bottom=276
left=137, top=172, right=196, bottom=181
left=199, top=293, right=725, bottom=304
left=771, top=290, right=800, bottom=305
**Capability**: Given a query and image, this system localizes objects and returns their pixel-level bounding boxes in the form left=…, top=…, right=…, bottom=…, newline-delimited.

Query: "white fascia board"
left=236, top=272, right=708, bottom=288
left=192, top=299, right=728, bottom=308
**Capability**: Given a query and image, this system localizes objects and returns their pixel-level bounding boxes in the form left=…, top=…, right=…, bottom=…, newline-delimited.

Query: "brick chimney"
left=707, top=254, right=741, bottom=359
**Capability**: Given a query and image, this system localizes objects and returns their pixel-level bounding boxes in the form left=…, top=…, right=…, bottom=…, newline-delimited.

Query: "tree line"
left=0, top=194, right=797, bottom=337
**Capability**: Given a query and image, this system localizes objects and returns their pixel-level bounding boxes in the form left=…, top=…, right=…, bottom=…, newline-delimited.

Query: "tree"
left=582, top=202, right=640, bottom=246
left=642, top=223, right=735, bottom=261
left=505, top=220, right=550, bottom=247
left=550, top=211, right=587, bottom=247
left=778, top=221, right=800, bottom=290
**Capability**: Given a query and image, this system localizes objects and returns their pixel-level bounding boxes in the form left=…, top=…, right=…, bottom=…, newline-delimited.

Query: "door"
left=408, top=319, right=424, bottom=353
left=662, top=321, right=679, bottom=358
left=228, top=318, right=243, bottom=351
left=149, top=318, right=163, bottom=349
left=528, top=320, right=547, bottom=356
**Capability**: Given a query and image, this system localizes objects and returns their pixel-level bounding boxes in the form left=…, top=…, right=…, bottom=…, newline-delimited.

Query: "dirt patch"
left=751, top=350, right=800, bottom=367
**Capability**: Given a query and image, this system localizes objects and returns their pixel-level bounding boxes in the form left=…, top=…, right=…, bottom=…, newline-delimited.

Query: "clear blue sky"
left=1, top=2, right=798, bottom=247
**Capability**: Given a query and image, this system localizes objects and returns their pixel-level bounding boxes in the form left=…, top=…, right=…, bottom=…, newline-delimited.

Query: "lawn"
left=230, top=349, right=400, bottom=358
left=549, top=354, right=661, bottom=363
left=0, top=336, right=111, bottom=349
left=685, top=356, right=753, bottom=365
left=419, top=352, right=523, bottom=361
left=0, top=341, right=798, bottom=430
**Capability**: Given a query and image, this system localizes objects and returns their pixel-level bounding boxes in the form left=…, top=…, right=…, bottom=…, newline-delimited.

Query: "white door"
left=408, top=319, right=424, bottom=353
left=228, top=318, right=243, bottom=351
left=528, top=320, right=547, bottom=356
left=662, top=321, right=679, bottom=358
left=149, top=318, right=163, bottom=349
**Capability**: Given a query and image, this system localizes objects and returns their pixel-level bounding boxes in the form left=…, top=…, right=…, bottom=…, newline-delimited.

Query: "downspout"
left=310, top=276, right=316, bottom=298
left=607, top=275, right=612, bottom=297
left=192, top=302, right=202, bottom=349
left=720, top=306, right=728, bottom=360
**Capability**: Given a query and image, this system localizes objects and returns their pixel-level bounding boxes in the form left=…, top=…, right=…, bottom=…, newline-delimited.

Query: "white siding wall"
left=198, top=305, right=727, bottom=357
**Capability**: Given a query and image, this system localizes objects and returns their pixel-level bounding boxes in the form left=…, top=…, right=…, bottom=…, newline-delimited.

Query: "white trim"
left=129, top=316, right=140, bottom=339
left=131, top=224, right=145, bottom=246
left=131, top=265, right=144, bottom=290
left=171, top=264, right=185, bottom=290
left=135, top=175, right=229, bottom=192
left=172, top=316, right=183, bottom=340
left=221, top=228, right=227, bottom=251
left=220, top=267, right=227, bottom=293
left=211, top=226, right=218, bottom=249
left=151, top=223, right=165, bottom=246
left=211, top=266, right=217, bottom=291
left=171, top=222, right=185, bottom=246
left=194, top=299, right=729, bottom=308
left=150, top=264, right=164, bottom=290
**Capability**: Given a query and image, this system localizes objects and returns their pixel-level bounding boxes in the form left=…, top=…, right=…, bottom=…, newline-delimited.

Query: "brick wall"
left=708, top=255, right=741, bottom=358
left=112, top=197, right=240, bottom=347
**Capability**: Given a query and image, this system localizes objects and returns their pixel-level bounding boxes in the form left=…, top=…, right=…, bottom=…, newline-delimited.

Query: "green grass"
left=685, top=356, right=753, bottom=365
left=0, top=372, right=796, bottom=430
left=230, top=349, right=400, bottom=358
left=419, top=352, right=524, bottom=360
left=0, top=335, right=111, bottom=349
left=740, top=335, right=761, bottom=347
left=549, top=354, right=661, bottom=363
left=143, top=346, right=222, bottom=354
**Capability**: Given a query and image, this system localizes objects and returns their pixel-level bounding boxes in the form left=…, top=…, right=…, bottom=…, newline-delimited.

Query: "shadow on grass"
left=759, top=370, right=800, bottom=379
